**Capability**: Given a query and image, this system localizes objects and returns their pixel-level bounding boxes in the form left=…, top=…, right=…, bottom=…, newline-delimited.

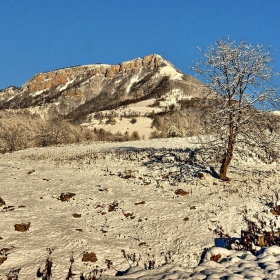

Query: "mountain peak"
left=0, top=54, right=205, bottom=122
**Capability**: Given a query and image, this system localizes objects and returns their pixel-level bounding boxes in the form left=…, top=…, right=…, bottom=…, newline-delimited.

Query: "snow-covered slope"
left=1, top=138, right=280, bottom=279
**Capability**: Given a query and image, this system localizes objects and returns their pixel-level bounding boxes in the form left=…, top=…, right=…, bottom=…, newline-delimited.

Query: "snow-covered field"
left=1, top=138, right=280, bottom=279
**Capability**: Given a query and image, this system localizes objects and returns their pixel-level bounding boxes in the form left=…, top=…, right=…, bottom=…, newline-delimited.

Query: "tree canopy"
left=191, top=37, right=280, bottom=180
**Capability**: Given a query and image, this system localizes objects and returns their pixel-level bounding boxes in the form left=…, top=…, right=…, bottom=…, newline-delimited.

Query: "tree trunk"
left=219, top=140, right=234, bottom=180
left=220, top=94, right=235, bottom=181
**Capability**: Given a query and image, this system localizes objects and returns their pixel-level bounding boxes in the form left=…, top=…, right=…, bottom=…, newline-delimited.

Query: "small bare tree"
left=39, top=117, right=70, bottom=146
left=191, top=37, right=280, bottom=180
left=0, top=126, right=27, bottom=153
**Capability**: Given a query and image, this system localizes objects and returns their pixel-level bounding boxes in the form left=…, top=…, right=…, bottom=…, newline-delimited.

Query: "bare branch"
left=191, top=37, right=280, bottom=179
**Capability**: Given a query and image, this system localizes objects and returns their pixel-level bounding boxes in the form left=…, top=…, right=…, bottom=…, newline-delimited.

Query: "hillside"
left=1, top=138, right=280, bottom=279
left=0, top=55, right=212, bottom=147
left=0, top=55, right=205, bottom=121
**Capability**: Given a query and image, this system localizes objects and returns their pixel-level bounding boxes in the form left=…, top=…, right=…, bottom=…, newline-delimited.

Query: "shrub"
left=130, top=131, right=140, bottom=140
left=149, top=130, right=165, bottom=139
left=38, top=118, right=95, bottom=146
left=130, top=117, right=137, bottom=124
left=151, top=115, right=162, bottom=129
left=167, top=125, right=182, bottom=138
left=0, top=111, right=97, bottom=153
left=0, top=126, right=27, bottom=153
left=105, top=118, right=116, bottom=125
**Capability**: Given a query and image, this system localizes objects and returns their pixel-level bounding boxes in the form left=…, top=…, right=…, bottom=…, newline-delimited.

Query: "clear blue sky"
left=1, top=0, right=279, bottom=90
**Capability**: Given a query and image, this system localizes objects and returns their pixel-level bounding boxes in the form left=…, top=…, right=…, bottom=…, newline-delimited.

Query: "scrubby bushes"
left=0, top=126, right=27, bottom=153
left=149, top=130, right=165, bottom=139
left=130, top=117, right=137, bottom=124
left=93, top=128, right=140, bottom=142
left=0, top=111, right=43, bottom=153
left=151, top=113, right=187, bottom=137
left=0, top=111, right=95, bottom=153
left=130, top=131, right=140, bottom=140
left=149, top=125, right=182, bottom=139
left=38, top=117, right=95, bottom=146
left=167, top=125, right=182, bottom=138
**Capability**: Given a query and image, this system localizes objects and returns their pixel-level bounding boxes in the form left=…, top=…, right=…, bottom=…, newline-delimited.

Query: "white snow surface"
left=126, top=76, right=140, bottom=94
left=159, top=65, right=183, bottom=80
left=1, top=138, right=280, bottom=279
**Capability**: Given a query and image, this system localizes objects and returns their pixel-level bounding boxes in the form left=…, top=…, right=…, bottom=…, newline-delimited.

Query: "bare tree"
left=191, top=37, right=280, bottom=180
left=39, top=117, right=69, bottom=146
left=0, top=126, right=27, bottom=153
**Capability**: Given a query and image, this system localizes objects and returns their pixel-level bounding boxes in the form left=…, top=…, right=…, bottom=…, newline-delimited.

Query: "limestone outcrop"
left=0, top=54, right=206, bottom=120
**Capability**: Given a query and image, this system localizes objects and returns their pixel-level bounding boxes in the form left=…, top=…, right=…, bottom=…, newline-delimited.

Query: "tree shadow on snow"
left=110, top=146, right=219, bottom=179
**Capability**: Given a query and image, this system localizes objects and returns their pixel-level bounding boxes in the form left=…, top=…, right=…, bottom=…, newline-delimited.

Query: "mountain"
left=0, top=55, right=206, bottom=122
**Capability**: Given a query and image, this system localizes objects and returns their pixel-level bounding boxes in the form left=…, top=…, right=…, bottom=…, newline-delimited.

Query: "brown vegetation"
left=0, top=110, right=143, bottom=153
left=0, top=111, right=95, bottom=153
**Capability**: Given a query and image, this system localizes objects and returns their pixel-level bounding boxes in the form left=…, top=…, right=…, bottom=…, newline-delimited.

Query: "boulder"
left=59, top=192, right=76, bottom=202
left=14, top=222, right=30, bottom=232
left=0, top=197, right=5, bottom=207
left=82, top=252, right=97, bottom=262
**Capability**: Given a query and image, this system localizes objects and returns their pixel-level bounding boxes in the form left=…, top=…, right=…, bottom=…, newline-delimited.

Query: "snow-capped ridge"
left=0, top=54, right=206, bottom=123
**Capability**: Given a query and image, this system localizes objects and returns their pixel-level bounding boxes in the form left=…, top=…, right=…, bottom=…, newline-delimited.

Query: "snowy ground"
left=85, top=99, right=161, bottom=140
left=86, top=116, right=155, bottom=140
left=1, top=138, right=280, bottom=279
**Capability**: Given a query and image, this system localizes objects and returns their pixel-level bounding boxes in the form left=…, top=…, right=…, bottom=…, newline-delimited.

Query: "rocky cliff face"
left=0, top=54, right=206, bottom=121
